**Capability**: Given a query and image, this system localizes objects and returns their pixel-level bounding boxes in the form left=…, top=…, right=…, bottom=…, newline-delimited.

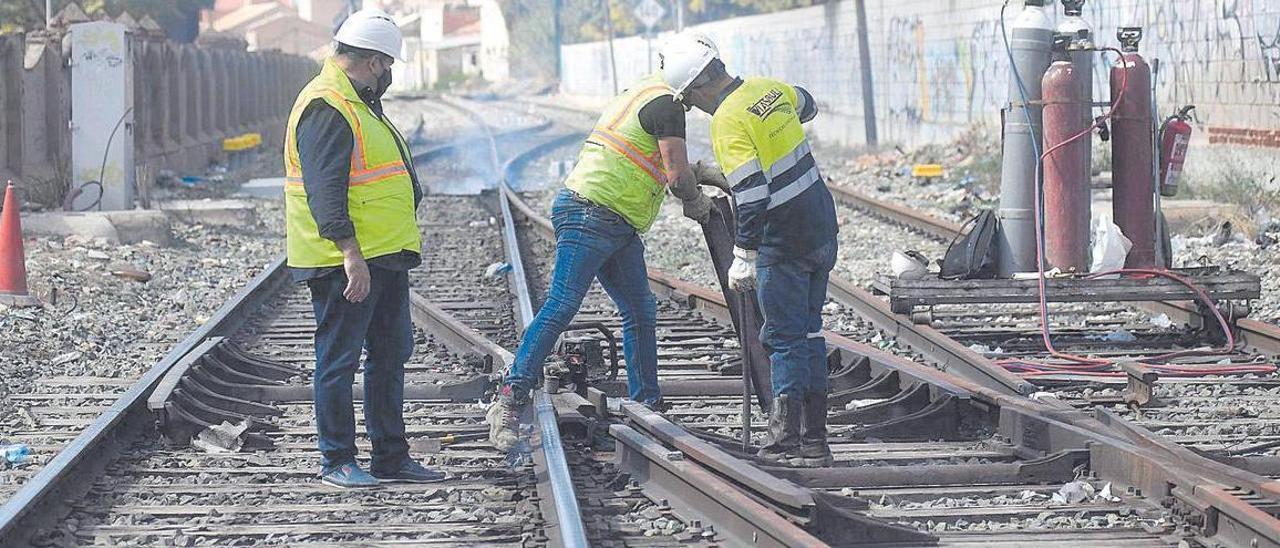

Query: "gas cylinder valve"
left=1118, top=27, right=1143, bottom=52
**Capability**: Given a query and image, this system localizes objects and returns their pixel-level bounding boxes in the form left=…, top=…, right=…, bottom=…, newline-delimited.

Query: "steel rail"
left=447, top=97, right=589, bottom=548
left=0, top=256, right=290, bottom=547
left=826, top=184, right=1280, bottom=365
left=498, top=97, right=1280, bottom=547
left=410, top=119, right=553, bottom=164
left=496, top=135, right=1280, bottom=548
left=507, top=98, right=1280, bottom=362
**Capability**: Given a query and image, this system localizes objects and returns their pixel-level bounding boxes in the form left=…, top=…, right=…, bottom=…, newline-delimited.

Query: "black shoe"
left=757, top=393, right=803, bottom=465
left=795, top=391, right=834, bottom=467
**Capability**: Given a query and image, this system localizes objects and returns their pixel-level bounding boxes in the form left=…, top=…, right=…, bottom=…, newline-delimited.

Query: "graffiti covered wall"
left=560, top=0, right=1280, bottom=149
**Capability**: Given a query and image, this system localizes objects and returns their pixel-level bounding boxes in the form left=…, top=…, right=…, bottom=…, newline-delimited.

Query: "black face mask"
left=374, top=68, right=393, bottom=99
left=358, top=65, right=393, bottom=102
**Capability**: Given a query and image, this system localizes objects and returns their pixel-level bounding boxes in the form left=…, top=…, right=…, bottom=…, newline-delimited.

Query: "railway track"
left=825, top=187, right=1280, bottom=472
left=0, top=100, right=563, bottom=547
left=491, top=95, right=1280, bottom=546
left=511, top=96, right=1280, bottom=479
left=3, top=95, right=1280, bottom=547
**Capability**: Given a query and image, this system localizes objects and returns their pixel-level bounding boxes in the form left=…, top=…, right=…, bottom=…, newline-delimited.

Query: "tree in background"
left=1, top=0, right=213, bottom=37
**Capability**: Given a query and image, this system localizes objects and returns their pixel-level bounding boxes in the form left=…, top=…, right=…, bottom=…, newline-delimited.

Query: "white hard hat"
left=334, top=8, right=404, bottom=61
left=659, top=31, right=720, bottom=100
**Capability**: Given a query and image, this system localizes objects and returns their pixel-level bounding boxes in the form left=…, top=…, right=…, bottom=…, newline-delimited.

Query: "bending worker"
left=488, top=73, right=713, bottom=451
left=661, top=32, right=839, bottom=467
left=285, top=9, right=445, bottom=487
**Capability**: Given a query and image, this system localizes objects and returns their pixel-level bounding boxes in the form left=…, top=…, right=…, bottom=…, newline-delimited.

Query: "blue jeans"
left=757, top=240, right=837, bottom=399
left=505, top=189, right=660, bottom=404
left=307, top=266, right=413, bottom=471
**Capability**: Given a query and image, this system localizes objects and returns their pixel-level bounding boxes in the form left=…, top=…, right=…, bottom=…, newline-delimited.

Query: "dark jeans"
left=505, top=189, right=661, bottom=404
left=307, top=266, right=413, bottom=470
left=757, top=240, right=837, bottom=399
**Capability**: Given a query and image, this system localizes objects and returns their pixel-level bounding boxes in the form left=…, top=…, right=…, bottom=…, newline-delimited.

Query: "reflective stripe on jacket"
left=710, top=77, right=837, bottom=266
left=564, top=73, right=672, bottom=232
left=284, top=57, right=421, bottom=268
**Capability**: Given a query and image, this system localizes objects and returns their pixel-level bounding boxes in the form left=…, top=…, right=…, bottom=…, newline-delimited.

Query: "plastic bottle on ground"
left=3, top=443, right=30, bottom=465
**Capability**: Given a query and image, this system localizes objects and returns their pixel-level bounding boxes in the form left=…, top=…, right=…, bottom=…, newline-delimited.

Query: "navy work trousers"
left=756, top=240, right=837, bottom=399
left=307, top=266, right=413, bottom=471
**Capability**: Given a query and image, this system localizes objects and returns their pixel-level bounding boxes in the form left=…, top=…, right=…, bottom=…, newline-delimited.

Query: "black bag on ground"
left=939, top=209, right=999, bottom=280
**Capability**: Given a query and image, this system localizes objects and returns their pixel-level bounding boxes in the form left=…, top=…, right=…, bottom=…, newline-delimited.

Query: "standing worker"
left=285, top=8, right=445, bottom=488
left=660, top=32, right=839, bottom=467
left=487, top=73, right=714, bottom=451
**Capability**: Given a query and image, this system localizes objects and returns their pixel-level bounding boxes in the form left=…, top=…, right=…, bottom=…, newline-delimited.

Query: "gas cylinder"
left=996, top=0, right=1055, bottom=276
left=1057, top=0, right=1094, bottom=179
left=1158, top=105, right=1195, bottom=197
left=1110, top=27, right=1156, bottom=269
left=1042, top=37, right=1092, bottom=271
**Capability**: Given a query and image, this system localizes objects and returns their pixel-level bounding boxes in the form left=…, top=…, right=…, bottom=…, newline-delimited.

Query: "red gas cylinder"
left=1110, top=27, right=1156, bottom=269
left=1042, top=51, right=1092, bottom=271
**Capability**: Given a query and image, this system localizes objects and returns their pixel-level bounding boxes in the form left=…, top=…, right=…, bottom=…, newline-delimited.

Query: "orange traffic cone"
left=0, top=181, right=40, bottom=307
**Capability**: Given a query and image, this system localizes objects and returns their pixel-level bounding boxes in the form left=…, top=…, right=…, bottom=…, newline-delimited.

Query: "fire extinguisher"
left=1158, top=105, right=1195, bottom=197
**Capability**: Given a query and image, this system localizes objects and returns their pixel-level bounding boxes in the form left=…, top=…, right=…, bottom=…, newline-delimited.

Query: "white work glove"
left=727, top=246, right=757, bottom=292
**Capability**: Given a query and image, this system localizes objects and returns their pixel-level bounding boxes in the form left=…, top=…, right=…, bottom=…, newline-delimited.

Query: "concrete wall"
left=0, top=29, right=316, bottom=209
left=561, top=0, right=1280, bottom=150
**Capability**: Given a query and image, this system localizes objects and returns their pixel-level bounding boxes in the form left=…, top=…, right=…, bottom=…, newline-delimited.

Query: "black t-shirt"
left=637, top=95, right=685, bottom=139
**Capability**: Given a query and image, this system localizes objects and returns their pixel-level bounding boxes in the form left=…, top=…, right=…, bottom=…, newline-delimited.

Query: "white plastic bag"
left=1090, top=213, right=1132, bottom=276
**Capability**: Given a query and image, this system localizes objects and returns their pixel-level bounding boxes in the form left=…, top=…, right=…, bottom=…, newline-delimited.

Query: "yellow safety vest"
left=284, top=57, right=421, bottom=268
left=711, top=77, right=835, bottom=263
left=710, top=78, right=813, bottom=203
left=564, top=73, right=672, bottom=232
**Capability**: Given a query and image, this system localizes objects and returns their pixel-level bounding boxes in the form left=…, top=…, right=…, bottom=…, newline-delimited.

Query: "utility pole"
left=552, top=0, right=563, bottom=81
left=673, top=0, right=684, bottom=31
left=46, top=0, right=53, bottom=29
left=603, top=0, right=619, bottom=95
left=854, top=0, right=878, bottom=146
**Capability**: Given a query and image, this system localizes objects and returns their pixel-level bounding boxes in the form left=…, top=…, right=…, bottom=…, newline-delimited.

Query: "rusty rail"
left=0, top=256, right=291, bottom=547
left=492, top=97, right=1280, bottom=547
left=826, top=183, right=1280, bottom=368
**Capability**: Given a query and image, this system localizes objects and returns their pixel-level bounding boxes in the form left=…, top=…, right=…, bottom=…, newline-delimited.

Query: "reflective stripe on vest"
left=587, top=129, right=665, bottom=185
left=564, top=74, right=674, bottom=232
left=711, top=78, right=821, bottom=211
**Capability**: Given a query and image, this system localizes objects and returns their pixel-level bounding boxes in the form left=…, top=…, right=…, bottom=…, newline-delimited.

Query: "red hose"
left=992, top=48, right=1270, bottom=378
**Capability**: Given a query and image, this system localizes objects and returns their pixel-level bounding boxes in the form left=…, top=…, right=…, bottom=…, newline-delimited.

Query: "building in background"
left=394, top=1, right=483, bottom=91
left=204, top=0, right=340, bottom=58
left=477, top=0, right=509, bottom=83
left=297, top=0, right=350, bottom=31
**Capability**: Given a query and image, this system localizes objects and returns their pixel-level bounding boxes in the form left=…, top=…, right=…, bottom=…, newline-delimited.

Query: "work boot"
left=793, top=391, right=834, bottom=467
left=756, top=393, right=803, bottom=465
left=487, top=384, right=529, bottom=452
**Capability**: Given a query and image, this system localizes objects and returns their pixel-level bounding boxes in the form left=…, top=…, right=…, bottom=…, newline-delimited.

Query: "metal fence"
left=0, top=30, right=316, bottom=208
